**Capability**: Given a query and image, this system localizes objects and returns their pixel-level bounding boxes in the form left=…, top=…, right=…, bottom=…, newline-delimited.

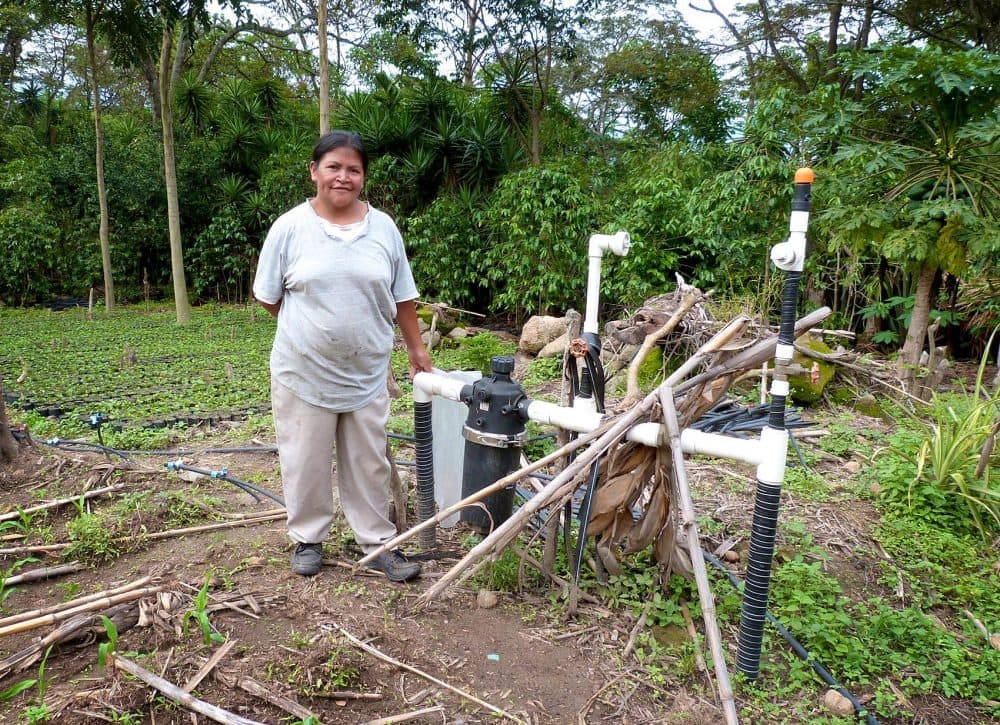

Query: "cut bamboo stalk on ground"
left=215, top=670, right=324, bottom=720
left=363, top=705, right=444, bottom=724
left=112, top=653, right=266, bottom=725
left=0, top=586, right=162, bottom=637
left=1, top=561, right=86, bottom=586
left=328, top=622, right=525, bottom=724
left=183, top=640, right=236, bottom=692
left=0, top=482, right=130, bottom=522
left=0, top=574, right=156, bottom=629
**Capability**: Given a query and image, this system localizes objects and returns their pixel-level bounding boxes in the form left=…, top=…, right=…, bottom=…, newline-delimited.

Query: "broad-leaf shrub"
left=482, top=162, right=605, bottom=318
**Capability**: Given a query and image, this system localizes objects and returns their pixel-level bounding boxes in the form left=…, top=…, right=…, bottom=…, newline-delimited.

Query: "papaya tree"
left=822, top=46, right=1000, bottom=391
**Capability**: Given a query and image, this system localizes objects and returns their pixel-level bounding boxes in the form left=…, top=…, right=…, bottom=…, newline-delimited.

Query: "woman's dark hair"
left=311, top=130, right=368, bottom=174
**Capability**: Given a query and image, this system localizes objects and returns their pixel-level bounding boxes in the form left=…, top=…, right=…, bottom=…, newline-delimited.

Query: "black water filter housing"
left=460, top=355, right=528, bottom=533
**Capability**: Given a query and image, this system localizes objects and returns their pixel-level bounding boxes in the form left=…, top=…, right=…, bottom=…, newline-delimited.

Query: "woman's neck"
left=311, top=197, right=367, bottom=225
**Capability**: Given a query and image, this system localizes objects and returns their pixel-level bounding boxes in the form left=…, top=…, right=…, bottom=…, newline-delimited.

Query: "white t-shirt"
left=252, top=200, right=419, bottom=411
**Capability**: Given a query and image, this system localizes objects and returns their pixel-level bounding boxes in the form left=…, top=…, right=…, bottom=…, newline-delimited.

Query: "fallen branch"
left=1, top=562, right=86, bottom=586
left=112, top=653, right=266, bottom=725
left=363, top=705, right=444, bottom=724
left=328, top=622, right=525, bottom=724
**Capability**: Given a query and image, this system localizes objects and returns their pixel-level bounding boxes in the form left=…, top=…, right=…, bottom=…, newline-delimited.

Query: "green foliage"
left=433, top=332, right=516, bottom=375
left=482, top=161, right=606, bottom=318
left=65, top=512, right=124, bottom=563
left=520, top=356, right=562, bottom=389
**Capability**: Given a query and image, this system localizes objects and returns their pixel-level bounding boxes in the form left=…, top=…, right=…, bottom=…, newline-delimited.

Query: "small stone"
left=477, top=589, right=499, bottom=609
left=822, top=689, right=855, bottom=716
left=843, top=460, right=861, bottom=474
left=722, top=550, right=739, bottom=563
left=870, top=482, right=881, bottom=496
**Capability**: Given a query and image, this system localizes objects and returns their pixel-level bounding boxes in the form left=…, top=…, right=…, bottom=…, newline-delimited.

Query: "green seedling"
left=0, top=557, right=38, bottom=607
left=97, top=614, right=119, bottom=670
left=183, top=571, right=225, bottom=646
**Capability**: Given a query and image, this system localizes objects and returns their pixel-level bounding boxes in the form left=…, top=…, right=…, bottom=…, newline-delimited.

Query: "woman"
left=252, top=130, right=433, bottom=581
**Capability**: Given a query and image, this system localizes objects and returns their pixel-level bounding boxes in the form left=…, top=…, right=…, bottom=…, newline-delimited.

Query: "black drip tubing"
left=413, top=400, right=436, bottom=548
left=164, top=461, right=285, bottom=507
left=702, top=550, right=880, bottom=725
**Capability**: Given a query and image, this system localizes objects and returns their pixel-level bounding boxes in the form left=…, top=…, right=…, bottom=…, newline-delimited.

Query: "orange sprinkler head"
left=795, top=167, right=815, bottom=184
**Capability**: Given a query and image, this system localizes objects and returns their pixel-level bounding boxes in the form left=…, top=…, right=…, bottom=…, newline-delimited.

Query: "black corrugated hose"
left=413, top=400, right=436, bottom=548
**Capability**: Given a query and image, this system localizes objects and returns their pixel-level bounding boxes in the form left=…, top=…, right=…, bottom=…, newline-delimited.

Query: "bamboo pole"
left=0, top=574, right=156, bottom=629
left=624, top=288, right=704, bottom=403
left=354, top=421, right=613, bottom=570
left=1, top=562, right=86, bottom=586
left=661, top=386, right=739, bottom=725
left=363, top=706, right=444, bottom=724
left=112, top=653, right=266, bottom=725
left=215, top=670, right=324, bottom=720
left=0, top=586, right=162, bottom=637
left=0, top=482, right=129, bottom=522
left=329, top=623, right=525, bottom=724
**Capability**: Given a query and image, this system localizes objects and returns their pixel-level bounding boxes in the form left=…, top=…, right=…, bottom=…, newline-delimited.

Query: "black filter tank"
left=460, top=355, right=528, bottom=533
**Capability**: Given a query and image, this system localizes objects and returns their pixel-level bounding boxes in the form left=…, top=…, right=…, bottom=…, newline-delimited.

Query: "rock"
left=788, top=338, right=835, bottom=404
left=477, top=589, right=499, bottom=609
left=417, top=318, right=430, bottom=332
left=448, top=327, right=469, bottom=341
left=822, top=689, right=855, bottom=716
left=843, top=460, right=861, bottom=474
left=537, top=332, right=569, bottom=358
left=422, top=330, right=441, bottom=347
left=519, top=316, right=569, bottom=354
left=854, top=392, right=884, bottom=418
left=722, top=550, right=739, bottom=563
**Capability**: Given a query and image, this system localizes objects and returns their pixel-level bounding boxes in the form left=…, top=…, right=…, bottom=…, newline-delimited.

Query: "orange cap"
left=795, top=167, right=815, bottom=184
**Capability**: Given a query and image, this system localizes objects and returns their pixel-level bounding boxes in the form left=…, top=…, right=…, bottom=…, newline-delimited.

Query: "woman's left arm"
left=396, top=299, right=434, bottom=379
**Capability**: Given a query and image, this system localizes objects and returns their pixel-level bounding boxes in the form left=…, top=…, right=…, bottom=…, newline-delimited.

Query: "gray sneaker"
left=291, top=542, right=324, bottom=576
left=367, top=549, right=421, bottom=582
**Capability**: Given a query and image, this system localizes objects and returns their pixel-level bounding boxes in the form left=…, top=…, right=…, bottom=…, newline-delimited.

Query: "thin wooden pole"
left=0, top=586, right=162, bottom=638
left=0, top=575, right=155, bottom=629
left=0, top=482, right=129, bottom=522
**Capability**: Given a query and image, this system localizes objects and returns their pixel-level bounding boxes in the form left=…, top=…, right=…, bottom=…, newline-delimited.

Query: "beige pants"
left=271, top=379, right=396, bottom=552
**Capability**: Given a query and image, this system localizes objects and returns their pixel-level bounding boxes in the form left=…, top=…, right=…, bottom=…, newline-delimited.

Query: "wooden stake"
left=660, top=386, right=739, bottom=725
left=183, top=640, right=236, bottom=692
left=112, top=653, right=266, bottom=725
left=329, top=623, right=525, bottom=724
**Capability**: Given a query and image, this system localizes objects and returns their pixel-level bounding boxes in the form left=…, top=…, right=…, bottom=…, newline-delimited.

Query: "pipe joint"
left=588, top=231, right=630, bottom=259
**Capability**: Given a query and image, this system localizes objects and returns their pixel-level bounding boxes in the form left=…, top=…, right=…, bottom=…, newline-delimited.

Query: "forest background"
left=1, top=0, right=998, bottom=377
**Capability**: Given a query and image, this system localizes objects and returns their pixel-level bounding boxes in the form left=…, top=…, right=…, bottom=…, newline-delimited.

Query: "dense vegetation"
left=1, top=1, right=998, bottom=363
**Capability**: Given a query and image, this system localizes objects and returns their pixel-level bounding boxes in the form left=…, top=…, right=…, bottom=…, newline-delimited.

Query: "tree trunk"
left=318, top=0, right=329, bottom=134
left=159, top=20, right=191, bottom=324
left=85, top=2, right=114, bottom=313
left=897, top=263, right=937, bottom=391
left=0, top=374, right=18, bottom=463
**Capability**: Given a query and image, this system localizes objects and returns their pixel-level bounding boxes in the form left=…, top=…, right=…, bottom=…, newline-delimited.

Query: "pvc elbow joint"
left=589, top=231, right=630, bottom=258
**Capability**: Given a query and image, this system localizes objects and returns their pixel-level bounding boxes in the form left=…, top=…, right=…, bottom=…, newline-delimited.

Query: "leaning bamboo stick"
left=329, top=623, right=525, bottom=724
left=1, top=562, right=85, bottom=586
left=0, top=482, right=130, bottom=522
left=0, top=574, right=155, bottom=629
left=0, top=543, right=69, bottom=555
left=354, top=421, right=613, bottom=570
left=661, top=386, right=739, bottom=725
left=112, top=653, right=266, bottom=725
left=624, top=288, right=704, bottom=402
left=0, top=586, right=162, bottom=637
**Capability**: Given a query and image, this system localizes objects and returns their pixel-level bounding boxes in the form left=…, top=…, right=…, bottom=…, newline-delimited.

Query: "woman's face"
left=309, top=145, right=365, bottom=210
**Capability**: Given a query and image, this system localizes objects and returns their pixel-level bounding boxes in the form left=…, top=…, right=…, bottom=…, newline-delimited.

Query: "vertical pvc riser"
left=413, top=400, right=436, bottom=549
left=737, top=172, right=812, bottom=681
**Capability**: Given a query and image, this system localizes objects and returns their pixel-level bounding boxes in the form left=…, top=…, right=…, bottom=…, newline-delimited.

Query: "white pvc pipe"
left=680, top=429, right=765, bottom=466
left=626, top=422, right=665, bottom=447
left=584, top=231, right=630, bottom=334
left=525, top=400, right=604, bottom=434
left=412, top=370, right=468, bottom=404
left=755, top=426, right=789, bottom=485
